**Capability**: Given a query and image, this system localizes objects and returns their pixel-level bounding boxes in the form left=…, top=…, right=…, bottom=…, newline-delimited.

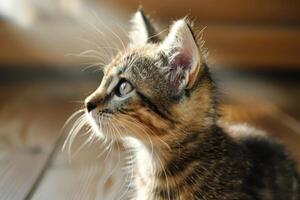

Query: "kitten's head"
left=85, top=10, right=216, bottom=145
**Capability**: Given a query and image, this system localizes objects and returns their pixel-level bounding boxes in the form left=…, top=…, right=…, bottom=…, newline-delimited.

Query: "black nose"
left=86, top=102, right=97, bottom=112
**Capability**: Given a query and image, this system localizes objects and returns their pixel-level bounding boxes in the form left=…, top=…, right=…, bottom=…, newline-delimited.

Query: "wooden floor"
left=0, top=71, right=299, bottom=199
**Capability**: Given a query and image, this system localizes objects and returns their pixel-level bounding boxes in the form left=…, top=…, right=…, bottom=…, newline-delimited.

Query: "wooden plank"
left=1, top=22, right=299, bottom=68
left=0, top=83, right=78, bottom=200
left=111, top=0, right=300, bottom=24
left=31, top=129, right=127, bottom=200
left=204, top=26, right=300, bottom=67
left=0, top=2, right=300, bottom=69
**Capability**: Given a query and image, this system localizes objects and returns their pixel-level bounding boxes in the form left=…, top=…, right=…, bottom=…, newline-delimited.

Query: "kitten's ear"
left=129, top=9, right=160, bottom=47
left=160, top=19, right=202, bottom=90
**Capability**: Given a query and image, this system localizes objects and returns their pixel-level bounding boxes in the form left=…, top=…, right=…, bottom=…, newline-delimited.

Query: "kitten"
left=82, top=9, right=300, bottom=200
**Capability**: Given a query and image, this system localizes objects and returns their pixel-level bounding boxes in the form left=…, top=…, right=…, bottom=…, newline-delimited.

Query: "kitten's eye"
left=115, top=79, right=134, bottom=97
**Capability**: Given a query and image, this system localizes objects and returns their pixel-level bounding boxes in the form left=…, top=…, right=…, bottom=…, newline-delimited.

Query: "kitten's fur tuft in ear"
left=129, top=9, right=160, bottom=47
left=160, top=19, right=202, bottom=90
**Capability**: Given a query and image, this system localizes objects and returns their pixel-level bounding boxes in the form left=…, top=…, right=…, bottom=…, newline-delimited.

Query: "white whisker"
left=92, top=11, right=126, bottom=51
left=84, top=19, right=115, bottom=59
left=62, top=109, right=85, bottom=151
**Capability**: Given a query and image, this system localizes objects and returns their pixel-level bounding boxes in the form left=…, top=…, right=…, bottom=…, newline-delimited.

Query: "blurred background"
left=0, top=0, right=299, bottom=199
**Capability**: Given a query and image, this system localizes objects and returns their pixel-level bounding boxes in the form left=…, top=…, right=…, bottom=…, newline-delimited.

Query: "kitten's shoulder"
left=220, top=122, right=300, bottom=199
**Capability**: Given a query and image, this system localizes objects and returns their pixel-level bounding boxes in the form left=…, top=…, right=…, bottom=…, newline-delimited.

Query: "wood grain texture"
left=0, top=83, right=78, bottom=200
left=31, top=135, right=127, bottom=200
left=110, top=0, right=300, bottom=24
left=0, top=2, right=300, bottom=69
left=1, top=23, right=299, bottom=68
left=203, top=26, right=300, bottom=67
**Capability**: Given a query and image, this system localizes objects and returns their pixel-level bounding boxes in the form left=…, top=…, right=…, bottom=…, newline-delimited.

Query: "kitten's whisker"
left=70, top=128, right=94, bottom=159
left=97, top=115, right=115, bottom=163
left=77, top=39, right=120, bottom=53
left=86, top=127, right=98, bottom=147
left=62, top=109, right=85, bottom=135
left=103, top=119, right=117, bottom=182
left=68, top=52, right=104, bottom=60
left=114, top=21, right=130, bottom=41
left=83, top=36, right=114, bottom=61
left=103, top=119, right=123, bottom=183
left=66, top=116, right=88, bottom=160
left=81, top=62, right=106, bottom=72
left=62, top=109, right=86, bottom=151
left=103, top=139, right=114, bottom=162
left=84, top=20, right=115, bottom=59
left=147, top=27, right=168, bottom=41
left=74, top=34, right=111, bottom=63
left=96, top=139, right=112, bottom=158
left=92, top=11, right=126, bottom=51
left=79, top=49, right=104, bottom=56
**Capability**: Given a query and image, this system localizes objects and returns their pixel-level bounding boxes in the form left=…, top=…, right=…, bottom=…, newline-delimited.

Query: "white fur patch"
left=220, top=121, right=267, bottom=139
left=123, top=137, right=158, bottom=200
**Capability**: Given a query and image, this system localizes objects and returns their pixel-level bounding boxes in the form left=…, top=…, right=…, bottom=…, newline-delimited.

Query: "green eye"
left=116, top=79, right=133, bottom=97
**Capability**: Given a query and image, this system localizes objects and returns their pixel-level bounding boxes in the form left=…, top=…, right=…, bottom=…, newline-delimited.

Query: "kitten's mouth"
left=86, top=108, right=122, bottom=138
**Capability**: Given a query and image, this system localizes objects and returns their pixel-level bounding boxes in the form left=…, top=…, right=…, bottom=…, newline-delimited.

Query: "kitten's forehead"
left=105, top=45, right=160, bottom=77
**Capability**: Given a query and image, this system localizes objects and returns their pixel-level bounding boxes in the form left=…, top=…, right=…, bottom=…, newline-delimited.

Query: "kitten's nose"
left=86, top=101, right=97, bottom=112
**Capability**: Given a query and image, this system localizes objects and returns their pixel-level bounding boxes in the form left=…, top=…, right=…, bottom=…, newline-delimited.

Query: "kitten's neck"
left=124, top=125, right=220, bottom=199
